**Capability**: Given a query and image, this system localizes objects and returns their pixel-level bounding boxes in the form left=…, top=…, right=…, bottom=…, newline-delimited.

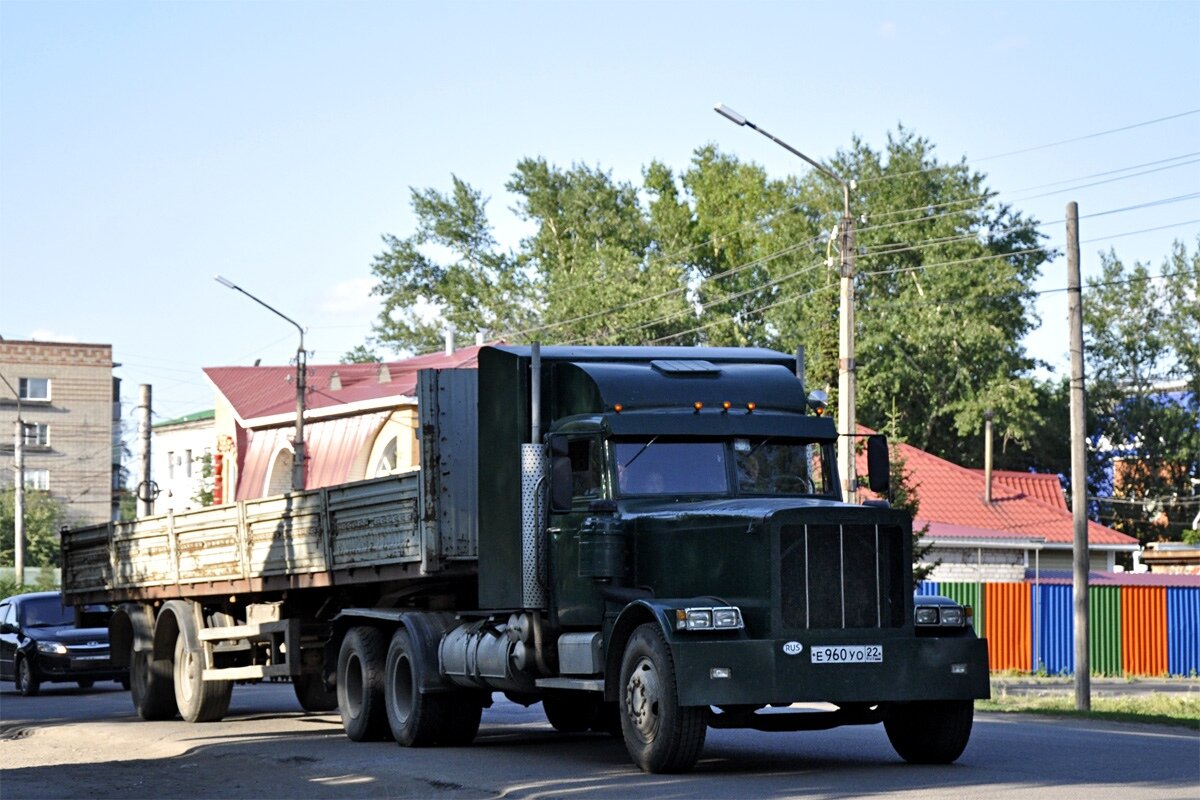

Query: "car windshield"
left=612, top=437, right=835, bottom=498
left=20, top=597, right=75, bottom=628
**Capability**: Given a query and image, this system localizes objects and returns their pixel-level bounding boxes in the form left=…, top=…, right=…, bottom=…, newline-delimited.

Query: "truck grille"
left=779, top=523, right=905, bottom=630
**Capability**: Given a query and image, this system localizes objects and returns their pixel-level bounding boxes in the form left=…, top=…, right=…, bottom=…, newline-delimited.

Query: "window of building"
left=185, top=450, right=193, bottom=477
left=24, top=469, right=49, bottom=490
left=167, top=451, right=175, bottom=479
left=22, top=423, right=49, bottom=447
left=18, top=378, right=50, bottom=401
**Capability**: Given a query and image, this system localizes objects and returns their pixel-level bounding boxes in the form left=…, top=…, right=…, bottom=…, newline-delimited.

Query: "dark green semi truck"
left=62, top=344, right=988, bottom=773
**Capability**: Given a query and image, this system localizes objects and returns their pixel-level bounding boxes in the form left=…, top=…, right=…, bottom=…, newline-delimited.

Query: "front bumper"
left=670, top=635, right=989, bottom=707
left=32, top=652, right=127, bottom=683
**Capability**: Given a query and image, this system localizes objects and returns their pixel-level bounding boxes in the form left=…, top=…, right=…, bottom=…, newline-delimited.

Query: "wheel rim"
left=344, top=652, right=364, bottom=718
left=176, top=638, right=196, bottom=706
left=389, top=653, right=414, bottom=725
left=625, top=655, right=662, bottom=743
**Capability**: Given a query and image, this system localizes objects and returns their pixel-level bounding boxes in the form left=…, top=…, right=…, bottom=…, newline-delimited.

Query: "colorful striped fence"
left=916, top=579, right=1200, bottom=677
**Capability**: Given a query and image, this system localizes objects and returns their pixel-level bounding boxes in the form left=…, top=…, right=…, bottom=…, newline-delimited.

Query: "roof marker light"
left=614, top=404, right=624, bottom=414
left=722, top=401, right=732, bottom=412
left=693, top=401, right=704, bottom=413
left=746, top=402, right=757, bottom=412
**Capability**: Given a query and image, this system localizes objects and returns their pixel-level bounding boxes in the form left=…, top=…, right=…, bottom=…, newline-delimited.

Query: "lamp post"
left=714, top=104, right=859, bottom=503
left=215, top=275, right=308, bottom=493
left=0, top=373, right=25, bottom=584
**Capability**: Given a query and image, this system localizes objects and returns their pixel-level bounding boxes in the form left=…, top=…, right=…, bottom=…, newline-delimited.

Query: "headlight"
left=939, top=607, right=965, bottom=626
left=36, top=640, right=68, bottom=655
left=676, top=606, right=744, bottom=631
left=915, top=606, right=940, bottom=626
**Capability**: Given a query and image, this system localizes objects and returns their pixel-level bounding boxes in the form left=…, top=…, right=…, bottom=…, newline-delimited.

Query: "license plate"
left=72, top=655, right=108, bottom=664
left=810, top=644, right=883, bottom=664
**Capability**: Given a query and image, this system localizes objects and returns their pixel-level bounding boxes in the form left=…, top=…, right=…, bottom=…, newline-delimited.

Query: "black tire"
left=618, top=624, right=707, bottom=773
left=15, top=657, right=39, bottom=697
left=384, top=627, right=449, bottom=746
left=119, top=675, right=131, bottom=690
left=884, top=700, right=975, bottom=764
left=542, top=690, right=600, bottom=733
left=173, top=633, right=233, bottom=723
left=338, top=626, right=389, bottom=741
left=294, top=673, right=339, bottom=713
left=438, top=691, right=484, bottom=746
left=77, top=679, right=95, bottom=689
left=130, top=646, right=177, bottom=720
left=592, top=701, right=623, bottom=737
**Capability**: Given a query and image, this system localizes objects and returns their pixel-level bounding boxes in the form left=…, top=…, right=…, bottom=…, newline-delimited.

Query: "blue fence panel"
left=916, top=581, right=940, bottom=596
left=1034, top=583, right=1074, bottom=675
left=1167, top=588, right=1200, bottom=677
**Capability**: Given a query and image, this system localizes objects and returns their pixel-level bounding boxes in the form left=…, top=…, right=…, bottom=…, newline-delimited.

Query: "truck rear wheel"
left=384, top=627, right=449, bottom=746
left=884, top=699, right=975, bottom=764
left=618, top=624, right=707, bottom=773
left=130, top=645, right=177, bottom=720
left=173, top=633, right=232, bottom=723
left=293, top=674, right=338, bottom=712
left=338, top=626, right=389, bottom=741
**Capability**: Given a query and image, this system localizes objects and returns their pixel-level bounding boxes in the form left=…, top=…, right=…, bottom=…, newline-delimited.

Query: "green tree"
left=0, top=488, right=71, bottom=568
left=192, top=452, right=215, bottom=507
left=341, top=345, right=381, bottom=364
left=1084, top=239, right=1200, bottom=543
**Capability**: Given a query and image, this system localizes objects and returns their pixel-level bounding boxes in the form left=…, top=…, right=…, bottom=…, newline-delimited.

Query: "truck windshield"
left=613, top=438, right=835, bottom=498
left=615, top=441, right=728, bottom=496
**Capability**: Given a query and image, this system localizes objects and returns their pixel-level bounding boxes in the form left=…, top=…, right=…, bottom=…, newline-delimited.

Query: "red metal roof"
left=856, top=427, right=1137, bottom=549
left=204, top=345, right=485, bottom=424
left=236, top=411, right=389, bottom=500
left=972, top=469, right=1068, bottom=511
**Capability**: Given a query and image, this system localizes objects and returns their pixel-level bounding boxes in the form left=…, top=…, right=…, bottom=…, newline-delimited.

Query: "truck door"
left=547, top=435, right=608, bottom=628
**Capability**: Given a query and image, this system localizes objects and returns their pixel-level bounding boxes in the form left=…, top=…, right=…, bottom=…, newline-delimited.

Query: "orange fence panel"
left=1121, top=586, right=1167, bottom=676
left=985, top=582, right=1031, bottom=672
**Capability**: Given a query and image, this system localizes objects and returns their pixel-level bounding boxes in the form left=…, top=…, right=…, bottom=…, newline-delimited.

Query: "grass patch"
left=979, top=689, right=1200, bottom=729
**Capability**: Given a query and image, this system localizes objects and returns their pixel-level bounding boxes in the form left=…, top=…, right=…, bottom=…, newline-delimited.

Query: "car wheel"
left=542, top=690, right=600, bottom=732
left=16, top=657, right=40, bottom=697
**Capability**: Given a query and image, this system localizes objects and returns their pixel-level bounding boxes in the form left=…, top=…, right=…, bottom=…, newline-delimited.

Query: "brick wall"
left=0, top=340, right=116, bottom=527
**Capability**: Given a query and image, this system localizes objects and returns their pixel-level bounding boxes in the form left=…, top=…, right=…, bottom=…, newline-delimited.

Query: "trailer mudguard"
left=109, top=602, right=155, bottom=668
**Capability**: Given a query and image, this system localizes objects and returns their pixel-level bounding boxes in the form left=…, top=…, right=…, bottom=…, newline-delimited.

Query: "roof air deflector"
left=650, top=359, right=721, bottom=376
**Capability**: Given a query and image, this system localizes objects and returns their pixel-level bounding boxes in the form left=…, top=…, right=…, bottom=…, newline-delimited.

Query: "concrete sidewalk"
left=992, top=676, right=1200, bottom=696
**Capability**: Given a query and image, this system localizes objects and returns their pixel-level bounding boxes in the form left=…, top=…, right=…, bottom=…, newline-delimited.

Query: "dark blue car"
left=0, top=591, right=128, bottom=695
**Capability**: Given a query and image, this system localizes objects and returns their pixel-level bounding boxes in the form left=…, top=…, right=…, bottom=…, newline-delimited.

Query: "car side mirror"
left=0, top=622, right=16, bottom=635
left=867, top=434, right=890, bottom=496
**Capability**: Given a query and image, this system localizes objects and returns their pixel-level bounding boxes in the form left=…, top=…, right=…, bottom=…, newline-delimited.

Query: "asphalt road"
left=1, top=681, right=1196, bottom=799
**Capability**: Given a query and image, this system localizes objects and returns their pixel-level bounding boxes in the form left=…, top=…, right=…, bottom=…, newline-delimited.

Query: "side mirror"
left=0, top=622, right=16, bottom=635
left=867, top=434, right=890, bottom=496
left=550, top=455, right=573, bottom=512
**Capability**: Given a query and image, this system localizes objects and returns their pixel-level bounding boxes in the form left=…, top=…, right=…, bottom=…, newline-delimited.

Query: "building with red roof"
left=857, top=427, right=1139, bottom=582
left=202, top=345, right=485, bottom=502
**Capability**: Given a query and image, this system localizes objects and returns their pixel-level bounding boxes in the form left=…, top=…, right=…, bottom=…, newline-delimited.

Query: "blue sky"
left=1, top=1, right=1197, bottom=425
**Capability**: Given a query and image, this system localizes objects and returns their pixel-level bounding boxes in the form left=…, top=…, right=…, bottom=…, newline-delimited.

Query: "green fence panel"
left=1089, top=585, right=1122, bottom=676
left=938, top=582, right=985, bottom=637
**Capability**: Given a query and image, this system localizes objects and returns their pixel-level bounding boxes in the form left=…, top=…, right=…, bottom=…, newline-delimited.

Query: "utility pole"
left=1, top=373, right=25, bottom=585
left=138, top=384, right=154, bottom=518
left=1067, top=201, right=1091, bottom=711
left=714, top=103, right=858, bottom=502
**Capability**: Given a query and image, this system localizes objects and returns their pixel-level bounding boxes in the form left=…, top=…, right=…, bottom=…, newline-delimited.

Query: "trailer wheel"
left=293, top=674, right=338, bottom=713
left=618, top=623, right=707, bottom=773
left=384, top=627, right=450, bottom=746
left=15, top=656, right=39, bottom=696
left=884, top=700, right=975, bottom=764
left=130, top=645, right=177, bottom=720
left=173, top=633, right=232, bottom=723
left=338, top=626, right=389, bottom=741
left=542, top=690, right=599, bottom=732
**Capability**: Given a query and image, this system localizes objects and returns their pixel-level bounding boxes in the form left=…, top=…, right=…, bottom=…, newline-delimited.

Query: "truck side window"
left=567, top=438, right=602, bottom=501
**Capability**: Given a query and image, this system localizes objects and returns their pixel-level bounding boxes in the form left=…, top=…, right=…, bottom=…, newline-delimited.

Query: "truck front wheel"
left=883, top=700, right=975, bottom=764
left=173, top=633, right=232, bottom=723
left=130, top=645, right=177, bottom=720
left=618, top=624, right=707, bottom=773
left=337, top=626, right=389, bottom=741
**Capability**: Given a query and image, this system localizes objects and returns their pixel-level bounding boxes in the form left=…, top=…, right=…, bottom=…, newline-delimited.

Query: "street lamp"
left=714, top=103, right=860, bottom=504
left=0, top=373, right=25, bottom=584
left=214, top=275, right=308, bottom=493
